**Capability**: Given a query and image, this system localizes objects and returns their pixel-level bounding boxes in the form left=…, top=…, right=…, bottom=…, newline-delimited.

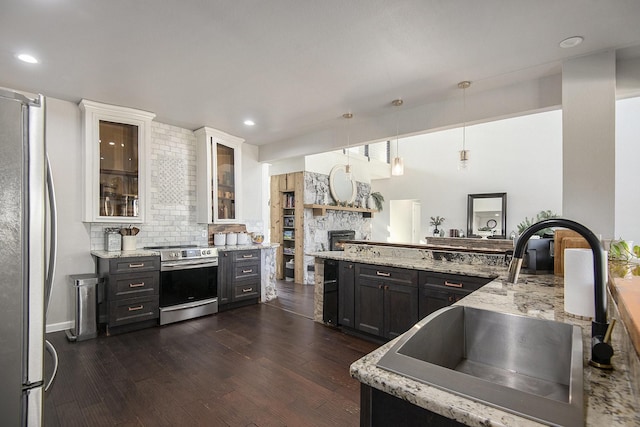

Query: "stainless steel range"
left=146, top=245, right=219, bottom=325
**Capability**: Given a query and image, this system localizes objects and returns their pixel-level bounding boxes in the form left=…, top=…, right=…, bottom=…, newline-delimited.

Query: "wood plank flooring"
left=44, top=299, right=377, bottom=426
left=264, top=280, right=315, bottom=319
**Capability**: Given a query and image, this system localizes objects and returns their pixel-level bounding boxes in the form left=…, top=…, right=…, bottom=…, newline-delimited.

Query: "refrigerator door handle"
left=45, top=154, right=57, bottom=313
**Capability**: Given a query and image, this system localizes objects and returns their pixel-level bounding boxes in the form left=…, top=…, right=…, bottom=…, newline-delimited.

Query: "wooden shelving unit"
left=270, top=172, right=304, bottom=283
left=303, top=204, right=376, bottom=218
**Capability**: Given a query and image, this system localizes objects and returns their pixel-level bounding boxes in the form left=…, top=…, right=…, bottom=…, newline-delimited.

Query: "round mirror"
left=329, top=165, right=356, bottom=204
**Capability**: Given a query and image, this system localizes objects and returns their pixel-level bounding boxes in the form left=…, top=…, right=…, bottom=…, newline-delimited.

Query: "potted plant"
left=430, top=216, right=445, bottom=236
left=369, top=192, right=384, bottom=211
left=516, top=210, right=558, bottom=237
left=609, top=239, right=640, bottom=277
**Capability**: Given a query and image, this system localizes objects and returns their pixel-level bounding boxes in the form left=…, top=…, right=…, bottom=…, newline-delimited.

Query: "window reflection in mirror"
left=467, top=193, right=507, bottom=238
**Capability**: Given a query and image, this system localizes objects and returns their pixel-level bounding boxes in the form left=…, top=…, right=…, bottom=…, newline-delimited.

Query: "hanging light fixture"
left=391, top=98, right=404, bottom=176
left=343, top=112, right=353, bottom=178
left=458, top=81, right=471, bottom=170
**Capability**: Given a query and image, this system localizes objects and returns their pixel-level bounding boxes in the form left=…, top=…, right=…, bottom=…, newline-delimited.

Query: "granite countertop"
left=348, top=270, right=640, bottom=426
left=92, top=243, right=278, bottom=259
left=309, top=249, right=507, bottom=279
left=91, top=249, right=160, bottom=259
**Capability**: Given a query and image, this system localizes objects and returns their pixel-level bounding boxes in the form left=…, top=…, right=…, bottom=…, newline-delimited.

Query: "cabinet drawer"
left=232, top=249, right=261, bottom=263
left=108, top=295, right=159, bottom=327
left=109, top=272, right=159, bottom=299
left=357, top=264, right=418, bottom=286
left=233, top=282, right=260, bottom=300
left=233, top=263, right=260, bottom=281
left=109, top=256, right=160, bottom=274
left=418, top=271, right=492, bottom=293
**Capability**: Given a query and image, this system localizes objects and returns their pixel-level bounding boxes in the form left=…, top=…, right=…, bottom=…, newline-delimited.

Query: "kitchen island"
left=312, top=243, right=640, bottom=426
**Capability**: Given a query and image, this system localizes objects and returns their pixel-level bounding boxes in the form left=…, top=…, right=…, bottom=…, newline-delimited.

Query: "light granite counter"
left=312, top=244, right=640, bottom=426
left=91, top=249, right=160, bottom=258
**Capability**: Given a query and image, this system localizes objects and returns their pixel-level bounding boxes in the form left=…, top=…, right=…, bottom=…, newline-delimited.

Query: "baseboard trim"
left=46, top=320, right=73, bottom=334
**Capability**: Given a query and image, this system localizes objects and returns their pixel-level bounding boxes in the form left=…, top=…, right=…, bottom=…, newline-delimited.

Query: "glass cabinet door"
left=80, top=100, right=155, bottom=223
left=99, top=121, right=139, bottom=217
left=195, top=127, right=244, bottom=224
left=216, top=143, right=236, bottom=220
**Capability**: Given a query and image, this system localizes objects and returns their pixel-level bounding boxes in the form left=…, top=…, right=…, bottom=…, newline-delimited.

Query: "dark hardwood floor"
left=265, top=280, right=315, bottom=319
left=44, top=299, right=377, bottom=426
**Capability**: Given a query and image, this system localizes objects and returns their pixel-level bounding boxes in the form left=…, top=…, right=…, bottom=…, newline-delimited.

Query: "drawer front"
left=109, top=295, right=159, bottom=327
left=233, top=263, right=260, bottom=281
left=357, top=264, right=418, bottom=286
left=418, top=271, right=492, bottom=293
left=233, top=281, right=260, bottom=300
left=110, top=256, right=160, bottom=274
left=110, top=272, right=159, bottom=299
left=232, top=249, right=261, bottom=263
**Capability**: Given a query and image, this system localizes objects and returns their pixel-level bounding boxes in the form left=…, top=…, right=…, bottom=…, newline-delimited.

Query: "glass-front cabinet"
left=80, top=100, right=155, bottom=223
left=195, top=127, right=244, bottom=223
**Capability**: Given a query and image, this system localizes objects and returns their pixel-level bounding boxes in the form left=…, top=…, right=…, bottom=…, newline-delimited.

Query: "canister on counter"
left=104, top=227, right=121, bottom=251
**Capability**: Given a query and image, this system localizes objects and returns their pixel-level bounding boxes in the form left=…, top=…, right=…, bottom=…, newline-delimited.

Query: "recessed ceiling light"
left=244, top=119, right=255, bottom=126
left=16, top=53, right=39, bottom=64
left=559, top=36, right=584, bottom=49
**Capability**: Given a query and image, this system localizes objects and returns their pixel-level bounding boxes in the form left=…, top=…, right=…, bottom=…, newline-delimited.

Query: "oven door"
left=160, top=260, right=218, bottom=307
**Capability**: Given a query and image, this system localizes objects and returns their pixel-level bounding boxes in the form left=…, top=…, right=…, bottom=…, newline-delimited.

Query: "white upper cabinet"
left=195, top=127, right=244, bottom=224
left=80, top=100, right=155, bottom=223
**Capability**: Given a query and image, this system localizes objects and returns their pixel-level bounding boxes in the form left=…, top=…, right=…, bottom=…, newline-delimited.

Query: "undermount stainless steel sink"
left=377, top=306, right=584, bottom=427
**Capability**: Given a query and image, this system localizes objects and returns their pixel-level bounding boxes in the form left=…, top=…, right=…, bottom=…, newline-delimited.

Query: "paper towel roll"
left=564, top=248, right=601, bottom=318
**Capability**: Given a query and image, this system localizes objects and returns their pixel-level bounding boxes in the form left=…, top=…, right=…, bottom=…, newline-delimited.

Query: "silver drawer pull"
left=376, top=271, right=391, bottom=277
left=444, top=281, right=463, bottom=288
left=128, top=305, right=144, bottom=311
left=128, top=263, right=145, bottom=268
left=242, top=269, right=253, bottom=274
left=242, top=254, right=254, bottom=258
left=242, top=287, right=253, bottom=293
left=129, top=282, right=145, bottom=288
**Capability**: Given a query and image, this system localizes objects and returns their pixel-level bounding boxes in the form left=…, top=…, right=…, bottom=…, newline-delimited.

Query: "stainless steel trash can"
left=65, top=274, right=99, bottom=342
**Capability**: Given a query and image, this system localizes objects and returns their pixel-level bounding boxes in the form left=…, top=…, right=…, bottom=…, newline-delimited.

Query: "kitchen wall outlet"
left=201, top=230, right=207, bottom=237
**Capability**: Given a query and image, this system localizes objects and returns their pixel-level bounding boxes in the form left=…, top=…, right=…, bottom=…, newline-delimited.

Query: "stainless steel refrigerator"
left=0, top=88, right=57, bottom=426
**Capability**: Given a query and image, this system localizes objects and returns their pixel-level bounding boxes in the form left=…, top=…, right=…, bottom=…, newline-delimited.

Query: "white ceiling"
left=2, top=0, right=640, bottom=151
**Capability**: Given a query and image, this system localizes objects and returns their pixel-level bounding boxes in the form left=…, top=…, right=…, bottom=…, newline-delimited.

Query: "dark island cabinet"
left=338, top=261, right=356, bottom=328
left=354, top=264, right=418, bottom=340
left=418, top=271, right=493, bottom=319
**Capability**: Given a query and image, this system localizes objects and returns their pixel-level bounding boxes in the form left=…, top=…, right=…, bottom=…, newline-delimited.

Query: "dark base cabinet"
left=354, top=264, right=418, bottom=340
left=96, top=255, right=160, bottom=335
left=418, top=271, right=493, bottom=319
left=360, top=384, right=464, bottom=427
left=337, top=261, right=355, bottom=327
left=219, top=249, right=261, bottom=312
left=332, top=261, right=493, bottom=343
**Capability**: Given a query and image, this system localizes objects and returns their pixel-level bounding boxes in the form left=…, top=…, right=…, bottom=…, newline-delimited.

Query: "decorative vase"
left=368, top=195, right=375, bottom=209
left=433, top=227, right=440, bottom=236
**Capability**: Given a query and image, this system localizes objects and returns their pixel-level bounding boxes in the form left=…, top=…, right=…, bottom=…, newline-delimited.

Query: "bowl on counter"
left=251, top=232, right=264, bottom=244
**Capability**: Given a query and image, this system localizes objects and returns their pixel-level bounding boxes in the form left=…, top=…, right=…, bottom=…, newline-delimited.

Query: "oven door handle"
left=161, top=260, right=219, bottom=271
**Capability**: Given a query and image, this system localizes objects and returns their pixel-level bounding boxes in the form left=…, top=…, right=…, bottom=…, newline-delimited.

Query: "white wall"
left=615, top=96, right=640, bottom=242
left=371, top=110, right=564, bottom=242
left=562, top=52, right=616, bottom=238
left=46, top=98, right=94, bottom=331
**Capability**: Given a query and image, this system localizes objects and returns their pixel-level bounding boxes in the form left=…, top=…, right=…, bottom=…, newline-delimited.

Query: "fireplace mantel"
left=303, top=203, right=376, bottom=218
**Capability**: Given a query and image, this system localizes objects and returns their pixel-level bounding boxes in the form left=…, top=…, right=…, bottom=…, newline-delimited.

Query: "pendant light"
left=391, top=98, right=404, bottom=176
left=458, top=81, right=471, bottom=171
left=343, top=112, right=353, bottom=179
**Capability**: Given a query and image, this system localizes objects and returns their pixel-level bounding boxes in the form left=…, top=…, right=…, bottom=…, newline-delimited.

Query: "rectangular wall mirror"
left=467, top=193, right=507, bottom=238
